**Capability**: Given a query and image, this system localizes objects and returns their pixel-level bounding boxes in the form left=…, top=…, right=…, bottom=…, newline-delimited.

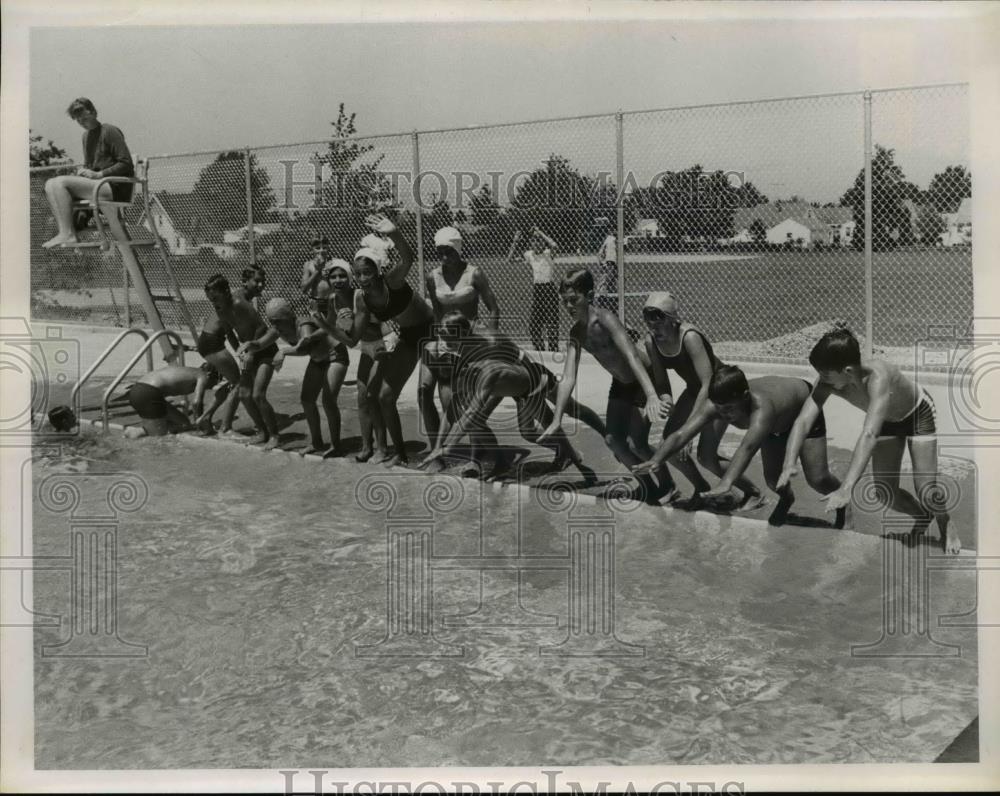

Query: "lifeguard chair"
left=64, top=160, right=199, bottom=361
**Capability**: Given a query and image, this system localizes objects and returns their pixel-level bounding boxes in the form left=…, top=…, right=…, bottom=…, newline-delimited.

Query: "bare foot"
left=460, top=461, right=482, bottom=479
left=943, top=529, right=962, bottom=555
left=370, top=449, right=391, bottom=465
left=355, top=447, right=373, bottom=463
left=262, top=437, right=280, bottom=451
left=42, top=233, right=78, bottom=249
left=422, top=458, right=446, bottom=474
left=302, top=441, right=327, bottom=455
left=247, top=432, right=268, bottom=445
left=322, top=446, right=344, bottom=460
left=385, top=453, right=408, bottom=468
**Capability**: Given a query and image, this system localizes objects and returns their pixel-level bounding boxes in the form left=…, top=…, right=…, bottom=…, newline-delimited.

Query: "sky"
left=27, top=14, right=974, bottom=205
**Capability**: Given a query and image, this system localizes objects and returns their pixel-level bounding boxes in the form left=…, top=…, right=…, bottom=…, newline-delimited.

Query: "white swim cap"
left=643, top=291, right=680, bottom=320
left=433, top=226, right=463, bottom=254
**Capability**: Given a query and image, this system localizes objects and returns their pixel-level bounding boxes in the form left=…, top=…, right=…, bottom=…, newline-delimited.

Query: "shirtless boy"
left=778, top=327, right=960, bottom=553
left=635, top=366, right=843, bottom=526
left=539, top=268, right=673, bottom=504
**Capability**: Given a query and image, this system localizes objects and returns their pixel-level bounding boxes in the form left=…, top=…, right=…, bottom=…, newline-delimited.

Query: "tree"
left=469, top=185, right=500, bottom=227
left=638, top=165, right=754, bottom=246
left=839, top=145, right=915, bottom=251
left=191, top=151, right=276, bottom=231
left=508, top=154, right=616, bottom=251
left=749, top=218, right=767, bottom=244
left=30, top=130, right=68, bottom=167
left=925, top=165, right=971, bottom=213
left=316, top=103, right=395, bottom=210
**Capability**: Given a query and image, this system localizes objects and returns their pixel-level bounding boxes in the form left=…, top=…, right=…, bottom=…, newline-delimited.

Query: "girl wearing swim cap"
left=640, top=291, right=764, bottom=508
left=311, top=212, right=433, bottom=467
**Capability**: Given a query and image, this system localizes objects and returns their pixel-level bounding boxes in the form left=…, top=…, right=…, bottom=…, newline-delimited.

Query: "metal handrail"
left=70, top=327, right=152, bottom=417
left=101, top=329, right=186, bottom=432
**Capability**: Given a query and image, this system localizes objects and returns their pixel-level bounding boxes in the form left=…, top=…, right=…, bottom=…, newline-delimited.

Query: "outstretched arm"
left=371, top=214, right=415, bottom=289
left=777, top=384, right=829, bottom=489
left=601, top=312, right=662, bottom=422
left=632, top=401, right=716, bottom=474
left=702, top=406, right=772, bottom=498
left=538, top=334, right=581, bottom=440
left=823, top=372, right=893, bottom=511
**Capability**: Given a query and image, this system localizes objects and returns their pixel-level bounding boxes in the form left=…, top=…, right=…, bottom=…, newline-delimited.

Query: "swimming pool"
left=32, top=430, right=978, bottom=768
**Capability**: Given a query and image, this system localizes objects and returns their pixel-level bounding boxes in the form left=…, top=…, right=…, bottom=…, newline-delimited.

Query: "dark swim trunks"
left=128, top=383, right=168, bottom=420
left=878, top=389, right=937, bottom=437
left=608, top=373, right=649, bottom=408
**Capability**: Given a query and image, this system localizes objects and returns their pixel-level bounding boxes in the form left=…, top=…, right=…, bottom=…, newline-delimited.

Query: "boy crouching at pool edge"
left=125, top=361, right=227, bottom=438
left=633, top=365, right=843, bottom=527
left=778, top=327, right=961, bottom=554
left=539, top=267, right=675, bottom=505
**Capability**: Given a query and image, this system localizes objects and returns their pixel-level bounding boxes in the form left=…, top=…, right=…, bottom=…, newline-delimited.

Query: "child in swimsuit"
left=779, top=327, right=960, bottom=554
left=311, top=213, right=434, bottom=467
left=634, top=367, right=843, bottom=527
left=126, top=363, right=220, bottom=438
left=266, top=295, right=348, bottom=456
left=204, top=274, right=276, bottom=447
left=641, top=291, right=763, bottom=508
left=421, top=312, right=595, bottom=483
left=539, top=268, right=674, bottom=505
left=419, top=225, right=501, bottom=452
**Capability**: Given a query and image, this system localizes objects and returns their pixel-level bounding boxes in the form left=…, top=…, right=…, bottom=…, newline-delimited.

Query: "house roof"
left=733, top=200, right=852, bottom=236
left=149, top=192, right=226, bottom=244
left=769, top=215, right=830, bottom=235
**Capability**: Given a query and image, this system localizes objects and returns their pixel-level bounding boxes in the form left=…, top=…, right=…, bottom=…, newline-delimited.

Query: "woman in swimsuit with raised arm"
left=419, top=226, right=501, bottom=451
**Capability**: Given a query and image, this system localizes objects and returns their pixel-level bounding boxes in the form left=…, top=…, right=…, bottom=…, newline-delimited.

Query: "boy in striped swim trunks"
left=777, top=327, right=960, bottom=554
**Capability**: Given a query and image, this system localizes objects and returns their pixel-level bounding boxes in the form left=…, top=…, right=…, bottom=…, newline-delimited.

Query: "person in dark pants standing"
left=41, top=97, right=134, bottom=249
left=508, top=227, right=560, bottom=351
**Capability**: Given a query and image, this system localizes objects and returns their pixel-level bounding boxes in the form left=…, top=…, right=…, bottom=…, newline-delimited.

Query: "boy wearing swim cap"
left=539, top=268, right=675, bottom=505
left=778, top=328, right=960, bottom=554
left=634, top=366, right=843, bottom=527
left=641, top=291, right=764, bottom=508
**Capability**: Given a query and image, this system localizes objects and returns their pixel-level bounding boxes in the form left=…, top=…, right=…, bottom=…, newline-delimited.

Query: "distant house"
left=766, top=216, right=832, bottom=248
left=224, top=223, right=282, bottom=244
left=728, top=200, right=851, bottom=248
left=136, top=192, right=233, bottom=257
left=634, top=218, right=660, bottom=237
left=940, top=197, right=972, bottom=247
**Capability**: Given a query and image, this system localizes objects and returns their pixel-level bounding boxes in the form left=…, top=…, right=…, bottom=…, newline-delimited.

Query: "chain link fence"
left=29, top=83, right=971, bottom=367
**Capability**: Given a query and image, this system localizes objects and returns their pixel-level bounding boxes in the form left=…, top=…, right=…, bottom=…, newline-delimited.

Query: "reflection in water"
left=32, top=430, right=978, bottom=768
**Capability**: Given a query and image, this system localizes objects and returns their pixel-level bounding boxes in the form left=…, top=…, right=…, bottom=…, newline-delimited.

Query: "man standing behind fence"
left=41, top=98, right=134, bottom=249
left=508, top=227, right=560, bottom=352
left=595, top=229, right=618, bottom=314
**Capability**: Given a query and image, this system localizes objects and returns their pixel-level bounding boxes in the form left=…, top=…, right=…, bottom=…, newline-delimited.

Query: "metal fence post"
left=615, top=111, right=626, bottom=323
left=863, top=91, right=874, bottom=359
left=412, top=131, right=425, bottom=296
left=244, top=147, right=256, bottom=265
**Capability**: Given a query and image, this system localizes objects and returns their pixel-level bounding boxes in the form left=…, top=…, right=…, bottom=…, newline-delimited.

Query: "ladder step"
left=59, top=241, right=105, bottom=249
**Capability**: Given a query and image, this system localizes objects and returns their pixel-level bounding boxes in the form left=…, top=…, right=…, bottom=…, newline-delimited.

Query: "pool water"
left=32, top=431, right=978, bottom=768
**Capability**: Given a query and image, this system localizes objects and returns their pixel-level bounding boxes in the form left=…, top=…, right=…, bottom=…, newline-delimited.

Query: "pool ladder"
left=70, top=328, right=187, bottom=432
